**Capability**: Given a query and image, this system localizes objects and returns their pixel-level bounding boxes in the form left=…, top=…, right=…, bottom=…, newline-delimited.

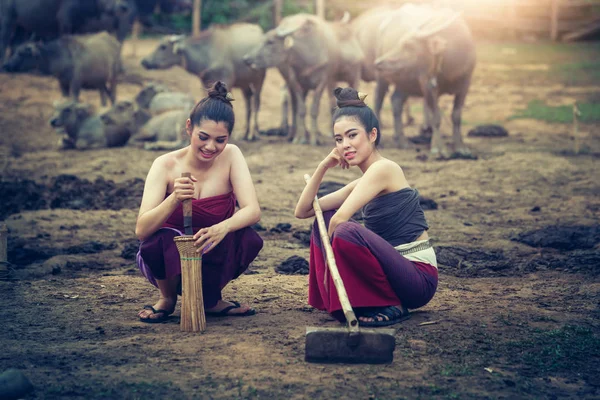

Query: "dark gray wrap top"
left=361, top=187, right=429, bottom=247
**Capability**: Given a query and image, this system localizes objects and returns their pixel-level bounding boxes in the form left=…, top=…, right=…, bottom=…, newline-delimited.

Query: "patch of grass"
left=510, top=100, right=600, bottom=123
left=439, top=363, right=474, bottom=377
left=506, top=325, right=600, bottom=378
left=476, top=41, right=600, bottom=66
left=475, top=41, right=600, bottom=85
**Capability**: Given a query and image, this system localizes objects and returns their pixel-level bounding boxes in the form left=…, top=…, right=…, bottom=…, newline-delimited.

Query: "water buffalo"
left=135, top=109, right=188, bottom=151
left=141, top=23, right=266, bottom=141
left=134, top=82, right=170, bottom=110
left=374, top=5, right=476, bottom=158
left=243, top=13, right=363, bottom=145
left=50, top=100, right=131, bottom=149
left=3, top=31, right=122, bottom=106
left=350, top=5, right=416, bottom=128
left=0, top=0, right=130, bottom=62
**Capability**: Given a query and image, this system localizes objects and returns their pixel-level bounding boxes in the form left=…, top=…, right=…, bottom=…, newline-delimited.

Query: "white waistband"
left=394, top=240, right=438, bottom=268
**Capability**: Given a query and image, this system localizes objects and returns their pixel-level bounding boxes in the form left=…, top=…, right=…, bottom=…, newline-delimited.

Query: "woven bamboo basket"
left=174, top=235, right=206, bottom=332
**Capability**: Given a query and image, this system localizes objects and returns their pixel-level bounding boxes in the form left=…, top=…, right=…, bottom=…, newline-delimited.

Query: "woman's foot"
left=138, top=297, right=177, bottom=323
left=205, top=300, right=256, bottom=317
left=357, top=305, right=410, bottom=327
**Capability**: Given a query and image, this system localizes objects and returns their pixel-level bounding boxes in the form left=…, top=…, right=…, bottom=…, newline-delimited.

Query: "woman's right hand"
left=172, top=175, right=197, bottom=203
left=320, top=148, right=349, bottom=170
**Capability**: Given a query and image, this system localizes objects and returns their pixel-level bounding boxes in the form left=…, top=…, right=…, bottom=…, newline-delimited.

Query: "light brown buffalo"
left=141, top=24, right=266, bottom=141
left=374, top=4, right=476, bottom=158
left=244, top=13, right=363, bottom=145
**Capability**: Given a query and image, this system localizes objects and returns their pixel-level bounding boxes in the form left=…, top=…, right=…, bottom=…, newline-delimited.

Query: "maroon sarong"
left=136, top=192, right=263, bottom=308
left=308, top=210, right=438, bottom=321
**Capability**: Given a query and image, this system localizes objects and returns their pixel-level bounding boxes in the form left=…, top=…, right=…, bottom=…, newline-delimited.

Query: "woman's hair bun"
left=333, top=86, right=367, bottom=108
left=207, top=81, right=234, bottom=104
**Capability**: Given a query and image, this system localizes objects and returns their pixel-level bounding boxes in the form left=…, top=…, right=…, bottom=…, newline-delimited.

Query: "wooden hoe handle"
left=304, top=174, right=359, bottom=333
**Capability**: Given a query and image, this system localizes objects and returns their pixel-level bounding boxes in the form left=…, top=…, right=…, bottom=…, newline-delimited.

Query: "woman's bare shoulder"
left=153, top=147, right=186, bottom=170
left=369, top=158, right=403, bottom=175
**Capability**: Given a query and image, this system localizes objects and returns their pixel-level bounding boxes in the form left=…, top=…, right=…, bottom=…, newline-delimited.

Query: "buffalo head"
left=375, top=10, right=461, bottom=73
left=141, top=35, right=186, bottom=70
left=2, top=43, right=42, bottom=73
left=49, top=101, right=94, bottom=139
left=243, top=30, right=288, bottom=70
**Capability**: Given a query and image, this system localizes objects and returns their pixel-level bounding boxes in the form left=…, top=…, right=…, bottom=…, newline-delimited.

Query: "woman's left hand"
left=193, top=221, right=230, bottom=254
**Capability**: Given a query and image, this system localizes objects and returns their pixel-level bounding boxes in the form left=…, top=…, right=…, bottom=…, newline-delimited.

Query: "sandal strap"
left=362, top=306, right=405, bottom=321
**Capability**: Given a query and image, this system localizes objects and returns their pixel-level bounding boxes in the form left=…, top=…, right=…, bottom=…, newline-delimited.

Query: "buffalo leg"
left=288, top=86, right=299, bottom=142
left=242, top=86, right=252, bottom=140
left=390, top=88, right=411, bottom=149
left=0, top=14, right=12, bottom=63
left=59, top=81, right=70, bottom=98
left=287, top=69, right=308, bottom=144
left=279, top=84, right=290, bottom=134
left=309, top=78, right=328, bottom=146
left=420, top=100, right=434, bottom=138
left=373, top=78, right=389, bottom=123
left=451, top=78, right=472, bottom=157
left=424, top=85, right=449, bottom=159
left=107, top=73, right=117, bottom=105
left=99, top=87, right=108, bottom=107
left=404, top=98, right=415, bottom=126
left=251, top=78, right=264, bottom=140
left=327, top=82, right=337, bottom=129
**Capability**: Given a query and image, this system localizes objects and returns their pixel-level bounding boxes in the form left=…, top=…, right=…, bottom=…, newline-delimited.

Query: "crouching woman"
left=135, top=82, right=263, bottom=323
left=294, top=87, right=438, bottom=327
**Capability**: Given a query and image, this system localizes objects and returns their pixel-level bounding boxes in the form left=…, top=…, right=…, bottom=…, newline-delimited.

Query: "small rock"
left=530, top=206, right=541, bottom=212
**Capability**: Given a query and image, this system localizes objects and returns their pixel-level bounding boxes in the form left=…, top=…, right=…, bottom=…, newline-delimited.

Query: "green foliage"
left=146, top=0, right=314, bottom=33
left=510, top=100, right=600, bottom=123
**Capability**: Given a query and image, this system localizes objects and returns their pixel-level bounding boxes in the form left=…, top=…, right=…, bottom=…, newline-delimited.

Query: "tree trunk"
left=273, top=0, right=283, bottom=26
left=315, top=0, right=325, bottom=19
left=193, top=0, right=202, bottom=36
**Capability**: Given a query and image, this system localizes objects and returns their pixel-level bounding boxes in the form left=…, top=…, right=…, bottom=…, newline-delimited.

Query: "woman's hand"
left=173, top=175, right=197, bottom=203
left=320, top=148, right=349, bottom=170
left=193, top=221, right=231, bottom=254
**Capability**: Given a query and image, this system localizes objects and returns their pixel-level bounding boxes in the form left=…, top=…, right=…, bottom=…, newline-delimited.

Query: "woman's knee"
left=331, top=221, right=363, bottom=242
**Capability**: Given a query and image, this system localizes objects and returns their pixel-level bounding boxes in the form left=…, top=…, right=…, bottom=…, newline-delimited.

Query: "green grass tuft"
left=507, top=325, right=600, bottom=377
left=510, top=100, right=600, bottom=123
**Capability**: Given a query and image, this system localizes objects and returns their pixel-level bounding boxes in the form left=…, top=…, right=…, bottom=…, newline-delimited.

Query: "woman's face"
left=186, top=119, right=229, bottom=162
left=333, top=116, right=376, bottom=165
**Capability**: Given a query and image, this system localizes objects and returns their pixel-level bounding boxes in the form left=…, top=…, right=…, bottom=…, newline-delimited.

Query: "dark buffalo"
left=3, top=31, right=122, bottom=106
left=0, top=0, right=130, bottom=62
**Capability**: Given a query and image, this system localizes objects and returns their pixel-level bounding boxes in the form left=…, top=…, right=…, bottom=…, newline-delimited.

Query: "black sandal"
left=358, top=305, right=411, bottom=327
left=139, top=305, right=174, bottom=324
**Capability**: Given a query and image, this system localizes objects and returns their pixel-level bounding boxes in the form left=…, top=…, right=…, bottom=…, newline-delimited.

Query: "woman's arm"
left=327, top=161, right=393, bottom=237
left=193, top=145, right=260, bottom=253
left=295, top=148, right=355, bottom=219
left=135, top=156, right=195, bottom=241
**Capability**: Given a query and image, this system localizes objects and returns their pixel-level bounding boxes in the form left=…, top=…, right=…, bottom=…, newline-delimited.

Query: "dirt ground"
left=0, top=37, right=599, bottom=400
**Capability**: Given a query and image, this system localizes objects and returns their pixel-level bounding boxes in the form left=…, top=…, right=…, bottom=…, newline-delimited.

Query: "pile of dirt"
left=276, top=255, right=309, bottom=275
left=0, top=175, right=145, bottom=220
left=7, top=237, right=119, bottom=267
left=512, top=225, right=600, bottom=250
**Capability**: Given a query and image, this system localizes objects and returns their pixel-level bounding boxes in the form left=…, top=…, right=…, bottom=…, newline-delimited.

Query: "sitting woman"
left=135, top=81, right=263, bottom=323
left=294, top=87, right=438, bottom=327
